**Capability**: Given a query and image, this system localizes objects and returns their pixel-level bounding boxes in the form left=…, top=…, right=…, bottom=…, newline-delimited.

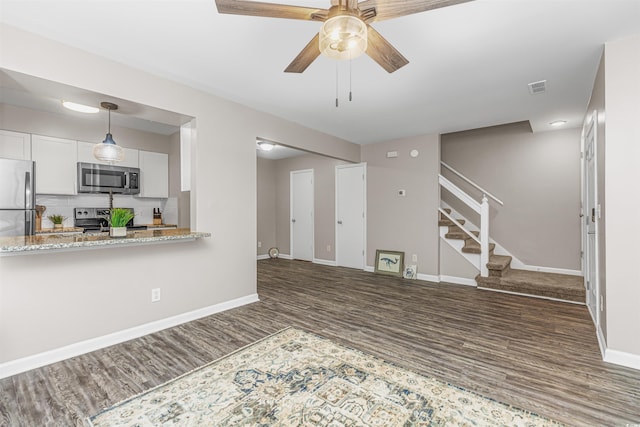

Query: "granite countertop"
left=36, top=227, right=84, bottom=234
left=0, top=228, right=211, bottom=255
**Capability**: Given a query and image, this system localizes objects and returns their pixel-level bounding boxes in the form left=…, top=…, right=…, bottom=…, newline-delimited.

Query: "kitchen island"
left=0, top=228, right=210, bottom=255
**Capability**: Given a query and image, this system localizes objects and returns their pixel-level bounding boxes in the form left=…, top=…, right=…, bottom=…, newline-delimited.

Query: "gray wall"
left=0, top=103, right=172, bottom=153
left=0, top=24, right=359, bottom=365
left=362, top=134, right=440, bottom=276
left=265, top=153, right=350, bottom=260
left=257, top=156, right=277, bottom=257
left=441, top=122, right=582, bottom=271
left=439, top=239, right=479, bottom=281
left=601, top=34, right=640, bottom=358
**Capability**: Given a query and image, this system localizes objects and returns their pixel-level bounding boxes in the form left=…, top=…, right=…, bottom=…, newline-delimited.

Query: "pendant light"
left=93, top=101, right=124, bottom=163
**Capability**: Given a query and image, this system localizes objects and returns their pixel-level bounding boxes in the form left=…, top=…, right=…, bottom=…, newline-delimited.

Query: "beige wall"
left=362, top=134, right=440, bottom=276
left=439, top=239, right=479, bottom=281
left=168, top=131, right=190, bottom=228
left=0, top=24, right=359, bottom=364
left=603, top=34, right=640, bottom=358
left=0, top=103, right=172, bottom=153
left=441, top=123, right=582, bottom=271
left=271, top=154, right=350, bottom=260
left=257, top=156, right=277, bottom=257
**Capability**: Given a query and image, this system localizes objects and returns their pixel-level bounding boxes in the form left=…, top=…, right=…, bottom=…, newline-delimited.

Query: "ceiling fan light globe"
left=320, top=15, right=367, bottom=60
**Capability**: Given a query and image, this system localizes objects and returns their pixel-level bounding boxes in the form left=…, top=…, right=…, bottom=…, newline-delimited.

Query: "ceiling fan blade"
left=366, top=26, right=409, bottom=73
left=359, top=0, right=473, bottom=22
left=284, top=34, right=321, bottom=73
left=216, top=0, right=325, bottom=20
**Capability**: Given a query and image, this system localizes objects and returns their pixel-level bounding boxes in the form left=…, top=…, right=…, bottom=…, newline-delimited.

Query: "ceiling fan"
left=215, top=0, right=473, bottom=73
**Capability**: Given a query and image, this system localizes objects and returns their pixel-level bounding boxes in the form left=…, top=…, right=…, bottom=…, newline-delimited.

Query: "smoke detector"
left=528, top=80, right=547, bottom=95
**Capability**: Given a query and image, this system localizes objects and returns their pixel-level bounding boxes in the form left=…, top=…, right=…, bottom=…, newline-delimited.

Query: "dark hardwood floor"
left=1, top=259, right=639, bottom=426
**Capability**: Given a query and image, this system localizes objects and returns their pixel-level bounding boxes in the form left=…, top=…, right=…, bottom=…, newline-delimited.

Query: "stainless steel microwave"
left=77, top=162, right=140, bottom=195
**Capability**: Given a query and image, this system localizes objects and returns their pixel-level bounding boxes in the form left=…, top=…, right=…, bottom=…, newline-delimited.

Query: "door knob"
left=337, top=220, right=343, bottom=224
left=292, top=219, right=296, bottom=223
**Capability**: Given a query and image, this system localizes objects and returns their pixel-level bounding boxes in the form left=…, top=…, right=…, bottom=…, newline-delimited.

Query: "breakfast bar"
left=0, top=228, right=211, bottom=255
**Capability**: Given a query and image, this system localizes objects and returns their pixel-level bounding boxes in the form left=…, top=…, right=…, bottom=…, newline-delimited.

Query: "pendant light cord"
left=335, top=63, right=339, bottom=108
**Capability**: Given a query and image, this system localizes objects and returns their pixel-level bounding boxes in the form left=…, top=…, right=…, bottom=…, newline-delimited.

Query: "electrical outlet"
left=412, top=254, right=418, bottom=262
left=326, top=245, right=331, bottom=252
left=600, top=295, right=604, bottom=311
left=257, top=241, right=262, bottom=248
left=151, top=288, right=161, bottom=303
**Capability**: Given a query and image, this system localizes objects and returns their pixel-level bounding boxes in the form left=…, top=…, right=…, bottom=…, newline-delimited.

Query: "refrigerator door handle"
left=25, top=210, right=35, bottom=236
left=25, top=171, right=33, bottom=209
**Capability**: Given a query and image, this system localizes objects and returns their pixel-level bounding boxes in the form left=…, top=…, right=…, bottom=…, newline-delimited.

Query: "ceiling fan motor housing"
left=319, top=14, right=368, bottom=60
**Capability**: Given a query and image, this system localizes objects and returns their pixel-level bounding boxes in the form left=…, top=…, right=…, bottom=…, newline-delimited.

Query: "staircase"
left=439, top=209, right=584, bottom=303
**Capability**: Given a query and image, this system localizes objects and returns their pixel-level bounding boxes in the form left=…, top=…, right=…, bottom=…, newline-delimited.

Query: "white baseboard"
left=257, top=254, right=269, bottom=260
left=439, top=275, right=477, bottom=287
left=365, top=265, right=374, bottom=273
left=279, top=253, right=292, bottom=260
left=416, top=273, right=439, bottom=283
left=313, top=258, right=336, bottom=267
left=596, top=324, right=607, bottom=359
left=518, top=265, right=582, bottom=276
left=604, top=348, right=640, bottom=371
left=0, top=294, right=260, bottom=380
left=477, top=287, right=585, bottom=305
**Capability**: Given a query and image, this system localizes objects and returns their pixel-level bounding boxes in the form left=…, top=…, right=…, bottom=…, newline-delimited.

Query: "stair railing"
left=439, top=162, right=504, bottom=277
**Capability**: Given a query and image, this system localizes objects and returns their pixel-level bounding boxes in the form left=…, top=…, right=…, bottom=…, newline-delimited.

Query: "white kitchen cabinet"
left=138, top=150, right=168, bottom=198
left=0, top=130, right=31, bottom=160
left=32, top=135, right=77, bottom=195
left=77, top=141, right=139, bottom=168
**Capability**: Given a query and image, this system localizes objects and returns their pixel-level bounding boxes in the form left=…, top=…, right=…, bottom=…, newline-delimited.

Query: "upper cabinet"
left=0, top=130, right=31, bottom=160
left=138, top=150, right=168, bottom=198
left=77, top=141, right=139, bottom=168
left=32, top=135, right=77, bottom=195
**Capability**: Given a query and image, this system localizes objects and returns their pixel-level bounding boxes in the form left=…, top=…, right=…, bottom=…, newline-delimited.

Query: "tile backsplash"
left=36, top=194, right=179, bottom=228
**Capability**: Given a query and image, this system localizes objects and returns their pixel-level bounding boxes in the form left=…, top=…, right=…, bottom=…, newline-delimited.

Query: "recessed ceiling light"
left=62, top=100, right=99, bottom=114
left=257, top=140, right=276, bottom=151
left=550, top=120, right=567, bottom=127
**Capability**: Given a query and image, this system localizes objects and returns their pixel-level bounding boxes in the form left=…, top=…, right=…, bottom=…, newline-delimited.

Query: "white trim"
left=279, top=253, right=292, bottom=260
left=438, top=175, right=481, bottom=213
left=439, top=275, right=477, bottom=287
left=596, top=324, right=607, bottom=359
left=257, top=254, right=269, bottom=260
left=0, top=294, right=259, bottom=379
left=364, top=265, right=374, bottom=273
left=516, top=265, right=582, bottom=276
left=439, top=227, right=481, bottom=269
left=604, top=349, right=640, bottom=371
left=313, top=258, right=336, bottom=267
left=416, top=273, right=439, bottom=283
left=477, top=286, right=585, bottom=305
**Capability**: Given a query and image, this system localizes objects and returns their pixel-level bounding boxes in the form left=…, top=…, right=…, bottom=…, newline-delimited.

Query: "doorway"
left=335, top=163, right=366, bottom=269
left=290, top=169, right=314, bottom=261
left=583, top=110, right=599, bottom=325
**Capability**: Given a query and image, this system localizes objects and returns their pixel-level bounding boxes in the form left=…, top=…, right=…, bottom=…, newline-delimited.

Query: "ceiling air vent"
left=528, top=80, right=547, bottom=95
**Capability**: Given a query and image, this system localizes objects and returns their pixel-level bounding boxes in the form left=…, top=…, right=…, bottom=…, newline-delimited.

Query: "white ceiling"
left=1, top=0, right=640, bottom=145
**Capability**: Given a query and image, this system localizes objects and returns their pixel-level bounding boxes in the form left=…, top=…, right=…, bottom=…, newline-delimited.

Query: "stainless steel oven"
left=77, top=162, right=140, bottom=194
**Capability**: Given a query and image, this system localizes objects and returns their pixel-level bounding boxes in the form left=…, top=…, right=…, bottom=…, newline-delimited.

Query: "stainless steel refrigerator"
left=0, top=158, right=36, bottom=237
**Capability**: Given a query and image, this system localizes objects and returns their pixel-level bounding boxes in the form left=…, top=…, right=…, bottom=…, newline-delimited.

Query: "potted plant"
left=47, top=214, right=66, bottom=230
left=109, top=208, right=135, bottom=238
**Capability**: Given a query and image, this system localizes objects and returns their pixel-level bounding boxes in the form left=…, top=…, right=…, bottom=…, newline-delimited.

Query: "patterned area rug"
left=88, top=327, right=562, bottom=426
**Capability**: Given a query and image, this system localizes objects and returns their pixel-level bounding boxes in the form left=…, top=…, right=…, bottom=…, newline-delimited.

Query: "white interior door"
left=291, top=169, right=314, bottom=261
left=583, top=111, right=599, bottom=325
left=336, top=163, right=366, bottom=269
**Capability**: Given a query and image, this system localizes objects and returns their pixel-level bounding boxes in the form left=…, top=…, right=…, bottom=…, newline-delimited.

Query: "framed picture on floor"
left=403, top=264, right=417, bottom=279
left=374, top=249, right=404, bottom=277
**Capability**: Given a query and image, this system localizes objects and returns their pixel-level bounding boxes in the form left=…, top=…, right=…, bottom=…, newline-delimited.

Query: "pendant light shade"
left=93, top=102, right=124, bottom=163
left=319, top=15, right=367, bottom=60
